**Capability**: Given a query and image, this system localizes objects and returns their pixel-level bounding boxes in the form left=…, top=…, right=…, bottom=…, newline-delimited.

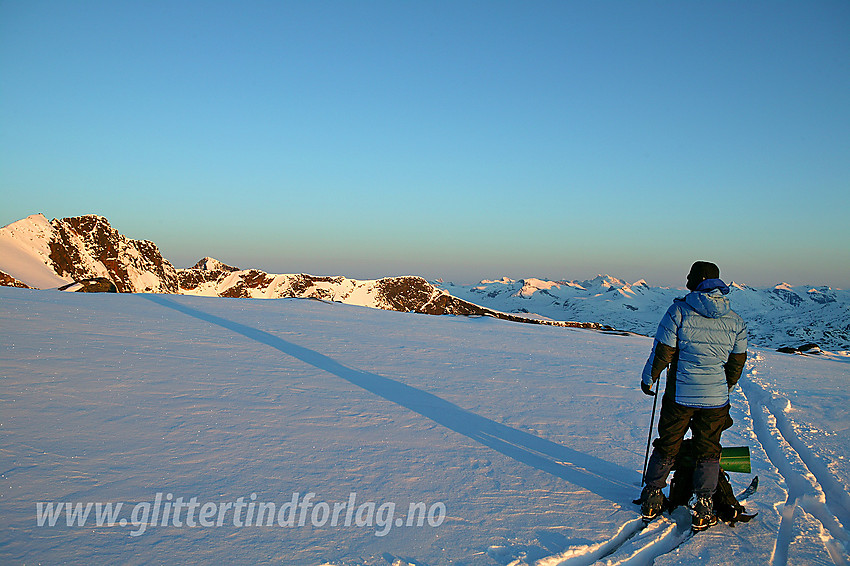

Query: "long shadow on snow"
left=145, top=295, right=638, bottom=505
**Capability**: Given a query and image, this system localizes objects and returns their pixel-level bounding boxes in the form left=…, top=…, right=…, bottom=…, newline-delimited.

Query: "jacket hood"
left=685, top=288, right=731, bottom=318
left=695, top=278, right=730, bottom=295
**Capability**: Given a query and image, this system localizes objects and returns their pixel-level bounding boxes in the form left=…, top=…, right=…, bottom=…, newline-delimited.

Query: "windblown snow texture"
left=1, top=287, right=848, bottom=565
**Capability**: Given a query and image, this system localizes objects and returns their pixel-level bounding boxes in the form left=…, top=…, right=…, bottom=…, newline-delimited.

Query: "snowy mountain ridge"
left=1, top=213, right=847, bottom=351
left=438, top=276, right=850, bottom=352
left=0, top=214, right=607, bottom=331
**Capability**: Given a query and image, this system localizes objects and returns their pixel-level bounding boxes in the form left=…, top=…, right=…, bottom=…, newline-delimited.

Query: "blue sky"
left=2, top=1, right=848, bottom=287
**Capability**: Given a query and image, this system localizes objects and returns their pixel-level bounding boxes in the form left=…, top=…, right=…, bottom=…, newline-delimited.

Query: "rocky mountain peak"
left=191, top=257, right=239, bottom=272
left=48, top=215, right=178, bottom=293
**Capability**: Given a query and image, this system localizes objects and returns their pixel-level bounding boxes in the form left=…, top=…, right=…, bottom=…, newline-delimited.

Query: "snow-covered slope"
left=438, top=277, right=850, bottom=352
left=1, top=287, right=848, bottom=565
left=0, top=213, right=72, bottom=288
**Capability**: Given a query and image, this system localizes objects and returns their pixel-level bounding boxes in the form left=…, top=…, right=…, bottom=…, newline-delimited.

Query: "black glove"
left=641, top=380, right=656, bottom=396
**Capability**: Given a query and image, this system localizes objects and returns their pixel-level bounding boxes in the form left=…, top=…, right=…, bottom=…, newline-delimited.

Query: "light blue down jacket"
left=642, top=289, right=747, bottom=408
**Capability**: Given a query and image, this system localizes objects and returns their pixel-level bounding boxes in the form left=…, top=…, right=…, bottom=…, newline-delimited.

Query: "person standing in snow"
left=638, top=261, right=748, bottom=531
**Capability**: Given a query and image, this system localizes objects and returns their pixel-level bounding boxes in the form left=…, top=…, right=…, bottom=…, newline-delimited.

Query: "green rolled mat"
left=720, top=446, right=751, bottom=473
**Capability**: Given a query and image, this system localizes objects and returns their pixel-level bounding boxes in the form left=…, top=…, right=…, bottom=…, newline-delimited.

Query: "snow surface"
left=1, top=287, right=848, bottom=565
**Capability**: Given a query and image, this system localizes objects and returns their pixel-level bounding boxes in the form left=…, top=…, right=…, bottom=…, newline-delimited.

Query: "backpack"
left=668, top=439, right=757, bottom=525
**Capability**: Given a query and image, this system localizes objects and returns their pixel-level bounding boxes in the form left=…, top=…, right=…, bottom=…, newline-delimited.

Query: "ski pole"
left=641, top=377, right=660, bottom=486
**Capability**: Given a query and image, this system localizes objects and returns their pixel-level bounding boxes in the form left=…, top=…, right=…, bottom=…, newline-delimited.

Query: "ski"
left=720, top=476, right=759, bottom=526
left=737, top=475, right=758, bottom=501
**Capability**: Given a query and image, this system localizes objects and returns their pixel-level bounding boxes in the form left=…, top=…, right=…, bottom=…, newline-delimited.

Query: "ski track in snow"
left=536, top=509, right=694, bottom=566
left=534, top=350, right=850, bottom=566
left=739, top=353, right=850, bottom=566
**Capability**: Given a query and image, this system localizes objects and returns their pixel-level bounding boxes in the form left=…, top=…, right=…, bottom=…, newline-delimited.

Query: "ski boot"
left=691, top=495, right=719, bottom=532
left=640, top=486, right=664, bottom=522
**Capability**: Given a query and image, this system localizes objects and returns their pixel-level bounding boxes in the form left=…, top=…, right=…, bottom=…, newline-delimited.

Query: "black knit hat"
left=687, top=261, right=720, bottom=291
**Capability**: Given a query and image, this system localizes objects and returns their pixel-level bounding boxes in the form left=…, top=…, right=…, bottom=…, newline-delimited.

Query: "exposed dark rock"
left=48, top=215, right=178, bottom=293
left=220, top=270, right=277, bottom=298
left=0, top=270, right=30, bottom=288
left=58, top=277, right=119, bottom=293
left=807, top=287, right=837, bottom=304
left=191, top=257, right=239, bottom=272
left=286, top=274, right=345, bottom=297
left=179, top=259, right=245, bottom=291
left=376, top=276, right=438, bottom=312
left=772, top=287, right=803, bottom=306
left=777, top=342, right=822, bottom=355
left=178, top=268, right=224, bottom=291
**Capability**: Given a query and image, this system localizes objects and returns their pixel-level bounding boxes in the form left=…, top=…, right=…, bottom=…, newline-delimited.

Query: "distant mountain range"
left=0, top=214, right=607, bottom=331
left=1, top=213, right=847, bottom=352
left=437, top=277, right=849, bottom=353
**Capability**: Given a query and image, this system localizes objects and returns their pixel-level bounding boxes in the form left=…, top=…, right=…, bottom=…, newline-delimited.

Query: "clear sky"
left=2, top=1, right=848, bottom=287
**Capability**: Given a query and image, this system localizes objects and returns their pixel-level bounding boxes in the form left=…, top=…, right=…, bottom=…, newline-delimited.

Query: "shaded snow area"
left=1, top=287, right=848, bottom=565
